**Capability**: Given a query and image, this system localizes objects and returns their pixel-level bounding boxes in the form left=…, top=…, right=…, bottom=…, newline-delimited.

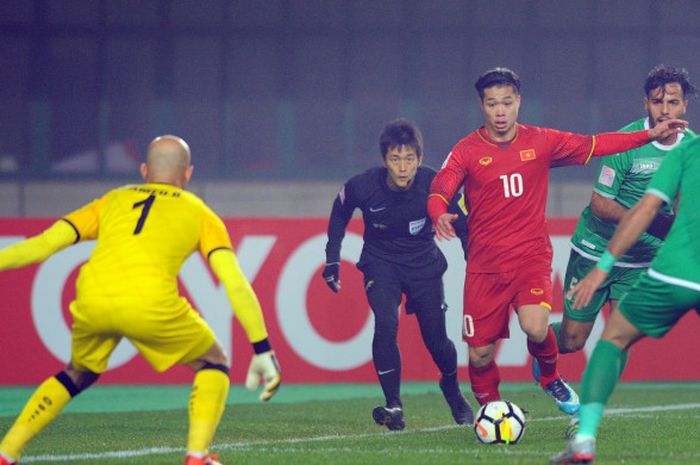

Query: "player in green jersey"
left=551, top=135, right=700, bottom=464
left=532, top=66, right=696, bottom=402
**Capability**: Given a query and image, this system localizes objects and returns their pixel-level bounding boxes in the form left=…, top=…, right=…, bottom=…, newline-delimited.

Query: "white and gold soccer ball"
left=474, top=400, right=526, bottom=445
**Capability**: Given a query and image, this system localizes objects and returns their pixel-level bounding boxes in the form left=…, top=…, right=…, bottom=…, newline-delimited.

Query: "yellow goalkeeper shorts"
left=69, top=296, right=217, bottom=373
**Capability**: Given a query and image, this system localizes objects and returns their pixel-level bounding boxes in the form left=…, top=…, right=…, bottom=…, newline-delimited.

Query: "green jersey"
left=646, top=135, right=700, bottom=289
left=570, top=118, right=696, bottom=265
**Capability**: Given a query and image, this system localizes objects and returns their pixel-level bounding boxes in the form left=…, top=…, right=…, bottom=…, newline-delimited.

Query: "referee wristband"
left=597, top=250, right=617, bottom=273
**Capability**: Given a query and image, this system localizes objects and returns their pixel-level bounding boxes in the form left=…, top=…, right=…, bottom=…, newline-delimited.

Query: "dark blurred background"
left=1, top=0, right=699, bottom=184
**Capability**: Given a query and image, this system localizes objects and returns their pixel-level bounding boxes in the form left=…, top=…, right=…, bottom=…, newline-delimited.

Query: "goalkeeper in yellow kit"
left=0, top=135, right=280, bottom=465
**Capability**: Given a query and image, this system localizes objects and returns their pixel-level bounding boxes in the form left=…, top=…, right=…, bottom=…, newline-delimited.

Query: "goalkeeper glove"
left=322, top=262, right=341, bottom=292
left=646, top=211, right=674, bottom=240
left=246, top=350, right=281, bottom=401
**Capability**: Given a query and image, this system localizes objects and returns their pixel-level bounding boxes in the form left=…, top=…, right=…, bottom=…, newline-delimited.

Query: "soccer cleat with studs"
left=550, top=436, right=596, bottom=464
left=543, top=377, right=580, bottom=415
left=439, top=377, right=475, bottom=425
left=372, top=405, right=405, bottom=431
left=184, top=453, right=223, bottom=465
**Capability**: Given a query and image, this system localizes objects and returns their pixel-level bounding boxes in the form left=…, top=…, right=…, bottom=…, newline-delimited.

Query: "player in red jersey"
left=427, top=67, right=687, bottom=415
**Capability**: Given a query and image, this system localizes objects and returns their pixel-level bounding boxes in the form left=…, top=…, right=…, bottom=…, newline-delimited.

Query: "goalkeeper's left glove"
left=246, top=340, right=281, bottom=401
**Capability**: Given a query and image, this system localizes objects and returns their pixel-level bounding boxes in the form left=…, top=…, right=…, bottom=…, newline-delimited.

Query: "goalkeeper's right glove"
left=246, top=343, right=281, bottom=402
left=646, top=211, right=674, bottom=240
left=322, top=262, right=341, bottom=293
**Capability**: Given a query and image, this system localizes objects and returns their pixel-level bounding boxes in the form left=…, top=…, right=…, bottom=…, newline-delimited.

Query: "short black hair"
left=474, top=67, right=521, bottom=99
left=645, top=64, right=697, bottom=99
left=379, top=118, right=424, bottom=159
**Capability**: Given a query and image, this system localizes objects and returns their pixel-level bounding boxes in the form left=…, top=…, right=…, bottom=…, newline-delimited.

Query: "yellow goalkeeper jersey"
left=65, top=183, right=231, bottom=307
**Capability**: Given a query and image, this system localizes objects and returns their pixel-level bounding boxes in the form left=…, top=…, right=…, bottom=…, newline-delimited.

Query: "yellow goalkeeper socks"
left=187, top=367, right=230, bottom=455
left=0, top=375, right=72, bottom=460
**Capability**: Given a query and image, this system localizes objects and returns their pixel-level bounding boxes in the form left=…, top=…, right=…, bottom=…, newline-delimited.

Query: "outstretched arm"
left=592, top=118, right=687, bottom=157
left=0, top=220, right=78, bottom=271
left=568, top=193, right=664, bottom=308
left=209, top=249, right=280, bottom=401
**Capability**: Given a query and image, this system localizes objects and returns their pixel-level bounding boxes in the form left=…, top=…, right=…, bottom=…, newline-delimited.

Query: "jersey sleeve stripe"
left=60, top=218, right=81, bottom=244
left=428, top=193, right=450, bottom=205
left=592, top=188, right=616, bottom=199
left=645, top=187, right=671, bottom=205
left=206, top=246, right=234, bottom=261
left=584, top=135, right=596, bottom=165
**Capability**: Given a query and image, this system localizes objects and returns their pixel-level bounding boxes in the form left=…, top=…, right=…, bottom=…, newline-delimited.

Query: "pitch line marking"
left=21, top=402, right=700, bottom=463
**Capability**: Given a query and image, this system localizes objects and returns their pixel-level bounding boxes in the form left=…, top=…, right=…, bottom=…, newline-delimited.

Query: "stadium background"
left=0, top=0, right=699, bottom=386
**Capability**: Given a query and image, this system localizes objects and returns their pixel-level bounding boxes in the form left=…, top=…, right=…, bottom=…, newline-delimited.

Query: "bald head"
left=141, top=135, right=193, bottom=187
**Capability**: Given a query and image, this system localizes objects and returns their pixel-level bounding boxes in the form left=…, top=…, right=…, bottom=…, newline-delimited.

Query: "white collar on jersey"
left=645, top=117, right=685, bottom=151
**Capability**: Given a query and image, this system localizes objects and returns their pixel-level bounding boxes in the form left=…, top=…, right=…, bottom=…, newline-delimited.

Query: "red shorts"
left=462, top=261, right=553, bottom=347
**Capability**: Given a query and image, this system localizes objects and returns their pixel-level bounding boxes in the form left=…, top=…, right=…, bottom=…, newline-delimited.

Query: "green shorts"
left=563, top=250, right=646, bottom=322
left=618, top=270, right=700, bottom=338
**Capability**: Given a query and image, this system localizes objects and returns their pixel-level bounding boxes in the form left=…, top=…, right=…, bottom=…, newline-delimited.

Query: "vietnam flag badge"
left=520, top=149, right=536, bottom=161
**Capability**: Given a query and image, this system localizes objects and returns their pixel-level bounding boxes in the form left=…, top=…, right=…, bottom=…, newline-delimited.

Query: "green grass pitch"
left=1, top=382, right=699, bottom=465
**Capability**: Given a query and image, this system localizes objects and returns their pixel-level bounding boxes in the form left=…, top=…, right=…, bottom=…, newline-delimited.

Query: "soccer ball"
left=474, top=400, right=526, bottom=445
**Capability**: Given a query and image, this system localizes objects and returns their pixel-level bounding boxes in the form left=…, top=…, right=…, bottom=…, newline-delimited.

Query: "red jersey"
left=432, top=124, right=594, bottom=273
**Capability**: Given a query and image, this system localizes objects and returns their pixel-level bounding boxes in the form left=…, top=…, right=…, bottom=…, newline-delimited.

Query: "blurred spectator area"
left=0, top=0, right=699, bottom=213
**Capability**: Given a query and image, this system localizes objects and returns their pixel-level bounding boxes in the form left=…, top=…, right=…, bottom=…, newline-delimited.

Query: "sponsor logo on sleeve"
left=338, top=185, right=345, bottom=204
left=530, top=288, right=544, bottom=295
left=598, top=166, right=616, bottom=188
left=520, top=149, right=536, bottom=161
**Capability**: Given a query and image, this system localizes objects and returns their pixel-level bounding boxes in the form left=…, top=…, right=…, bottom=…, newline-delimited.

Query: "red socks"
left=528, top=326, right=560, bottom=386
left=468, top=360, right=501, bottom=405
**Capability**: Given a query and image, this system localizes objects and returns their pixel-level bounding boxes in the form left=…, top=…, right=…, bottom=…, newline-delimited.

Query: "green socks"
left=577, top=339, right=623, bottom=438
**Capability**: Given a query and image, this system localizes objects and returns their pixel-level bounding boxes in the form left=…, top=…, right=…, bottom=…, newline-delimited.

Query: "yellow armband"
left=0, top=220, right=78, bottom=271
left=208, top=248, right=269, bottom=344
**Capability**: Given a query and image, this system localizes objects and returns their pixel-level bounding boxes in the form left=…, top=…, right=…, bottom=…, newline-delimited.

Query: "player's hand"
left=433, top=213, right=458, bottom=241
left=648, top=118, right=688, bottom=140
left=646, top=211, right=674, bottom=240
left=245, top=350, right=281, bottom=401
left=567, top=268, right=608, bottom=309
left=322, top=262, right=341, bottom=293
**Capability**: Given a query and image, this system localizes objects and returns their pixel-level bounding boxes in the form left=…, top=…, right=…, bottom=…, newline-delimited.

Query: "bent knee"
left=559, top=324, right=593, bottom=353
left=468, top=346, right=495, bottom=367
left=197, top=341, right=230, bottom=368
left=62, top=366, right=100, bottom=395
left=559, top=337, right=586, bottom=354
left=521, top=323, right=548, bottom=343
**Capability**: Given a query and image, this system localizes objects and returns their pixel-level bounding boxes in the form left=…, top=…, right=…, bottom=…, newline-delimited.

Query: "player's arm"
left=322, top=182, right=356, bottom=293
left=208, top=248, right=280, bottom=401
left=428, top=150, right=466, bottom=241
left=591, top=118, right=687, bottom=157
left=592, top=192, right=671, bottom=239
left=568, top=193, right=664, bottom=309
left=590, top=192, right=627, bottom=223
left=0, top=220, right=78, bottom=271
left=446, top=192, right=468, bottom=259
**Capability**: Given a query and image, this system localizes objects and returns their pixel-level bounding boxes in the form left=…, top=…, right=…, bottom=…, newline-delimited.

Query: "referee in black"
left=322, top=119, right=473, bottom=430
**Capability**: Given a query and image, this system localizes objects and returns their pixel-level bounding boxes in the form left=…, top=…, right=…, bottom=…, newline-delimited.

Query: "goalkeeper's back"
left=65, top=182, right=231, bottom=307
